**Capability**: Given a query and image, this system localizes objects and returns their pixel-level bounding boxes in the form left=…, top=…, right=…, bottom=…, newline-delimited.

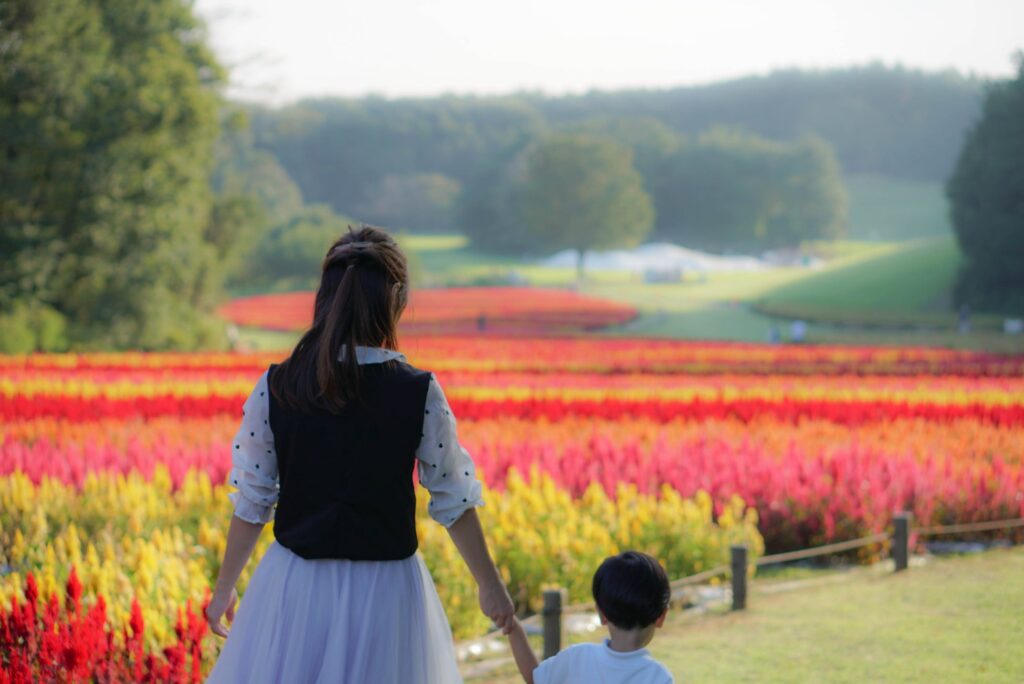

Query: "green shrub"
left=0, top=304, right=69, bottom=353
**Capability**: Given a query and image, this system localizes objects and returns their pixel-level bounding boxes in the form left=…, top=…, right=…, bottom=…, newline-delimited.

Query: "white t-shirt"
left=533, top=640, right=674, bottom=684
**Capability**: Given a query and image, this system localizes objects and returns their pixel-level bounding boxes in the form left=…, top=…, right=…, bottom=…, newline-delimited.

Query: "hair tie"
left=332, top=241, right=372, bottom=257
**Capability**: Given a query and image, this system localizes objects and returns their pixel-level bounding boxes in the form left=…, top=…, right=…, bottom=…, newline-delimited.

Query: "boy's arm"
left=507, top=618, right=539, bottom=684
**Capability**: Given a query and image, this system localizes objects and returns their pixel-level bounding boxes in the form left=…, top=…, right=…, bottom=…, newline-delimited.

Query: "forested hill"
left=527, top=66, right=982, bottom=180
left=247, top=66, right=982, bottom=218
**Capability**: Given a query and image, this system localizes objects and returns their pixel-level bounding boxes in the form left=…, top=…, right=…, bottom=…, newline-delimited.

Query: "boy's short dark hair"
left=592, top=551, right=671, bottom=630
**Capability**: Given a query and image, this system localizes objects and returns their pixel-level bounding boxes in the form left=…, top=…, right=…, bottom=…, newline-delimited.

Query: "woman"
left=205, top=226, right=514, bottom=683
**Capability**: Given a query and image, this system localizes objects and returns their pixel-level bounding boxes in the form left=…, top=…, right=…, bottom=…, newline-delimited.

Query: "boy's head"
left=592, top=551, right=670, bottom=631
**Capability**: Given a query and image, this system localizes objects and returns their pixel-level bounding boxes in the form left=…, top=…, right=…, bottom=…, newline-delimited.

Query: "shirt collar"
left=602, top=638, right=651, bottom=659
left=338, top=345, right=406, bottom=365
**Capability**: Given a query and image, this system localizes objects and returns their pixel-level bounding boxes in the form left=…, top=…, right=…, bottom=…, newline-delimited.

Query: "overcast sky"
left=195, top=0, right=1023, bottom=104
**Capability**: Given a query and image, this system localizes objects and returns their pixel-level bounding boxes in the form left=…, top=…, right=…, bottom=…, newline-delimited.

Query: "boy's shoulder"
left=534, top=642, right=674, bottom=684
left=532, top=643, right=601, bottom=683
left=645, top=656, right=675, bottom=683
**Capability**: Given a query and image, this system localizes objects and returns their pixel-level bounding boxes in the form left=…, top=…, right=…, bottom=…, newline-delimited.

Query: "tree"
left=456, top=140, right=536, bottom=255
left=0, top=0, right=225, bottom=349
left=253, top=204, right=355, bottom=285
left=769, top=135, right=848, bottom=245
left=212, top=118, right=304, bottom=228
left=522, top=134, right=653, bottom=279
left=249, top=97, right=543, bottom=217
left=204, top=195, right=268, bottom=284
left=355, top=173, right=462, bottom=232
left=650, top=128, right=846, bottom=251
left=947, top=58, right=1024, bottom=313
left=562, top=116, right=681, bottom=180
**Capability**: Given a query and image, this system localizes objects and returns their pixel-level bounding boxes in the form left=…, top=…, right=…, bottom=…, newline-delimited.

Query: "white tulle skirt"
left=206, top=542, right=463, bottom=684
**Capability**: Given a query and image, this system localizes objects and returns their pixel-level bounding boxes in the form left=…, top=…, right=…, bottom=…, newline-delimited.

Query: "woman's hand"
left=479, top=579, right=515, bottom=633
left=205, top=587, right=238, bottom=638
left=445, top=509, right=516, bottom=633
left=206, top=516, right=264, bottom=638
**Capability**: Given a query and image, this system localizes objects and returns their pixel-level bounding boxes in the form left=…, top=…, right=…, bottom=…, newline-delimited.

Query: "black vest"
left=267, top=361, right=431, bottom=560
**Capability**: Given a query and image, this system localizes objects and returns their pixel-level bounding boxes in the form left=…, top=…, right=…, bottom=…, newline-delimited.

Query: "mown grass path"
left=654, top=548, right=1024, bottom=682
left=468, top=548, right=1024, bottom=683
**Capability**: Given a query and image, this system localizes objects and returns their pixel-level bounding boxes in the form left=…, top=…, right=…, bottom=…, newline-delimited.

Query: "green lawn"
left=398, top=233, right=585, bottom=288
left=655, top=548, right=1024, bottom=683
left=846, top=175, right=953, bottom=242
left=757, top=237, right=962, bottom=315
left=467, top=548, right=1024, bottom=683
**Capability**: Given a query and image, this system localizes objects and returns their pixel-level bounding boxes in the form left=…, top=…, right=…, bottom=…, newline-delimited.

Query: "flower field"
left=218, top=288, right=638, bottom=335
left=2, top=339, right=1023, bottom=679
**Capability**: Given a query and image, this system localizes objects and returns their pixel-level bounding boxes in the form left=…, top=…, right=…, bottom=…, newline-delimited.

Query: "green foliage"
left=240, top=67, right=978, bottom=250
left=522, top=133, right=654, bottom=275
left=205, top=195, right=268, bottom=282
left=560, top=116, right=681, bottom=180
left=947, top=59, right=1024, bottom=314
left=246, top=67, right=979, bottom=231
left=249, top=97, right=543, bottom=218
left=355, top=173, right=462, bottom=232
left=0, top=303, right=68, bottom=353
left=253, top=204, right=355, bottom=285
left=651, top=129, right=848, bottom=251
left=212, top=118, right=304, bottom=227
left=532, top=65, right=981, bottom=181
left=0, top=0, right=226, bottom=350
left=456, top=142, right=535, bottom=255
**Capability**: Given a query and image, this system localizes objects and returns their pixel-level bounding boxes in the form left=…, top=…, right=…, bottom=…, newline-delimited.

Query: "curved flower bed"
left=218, top=288, right=638, bottom=335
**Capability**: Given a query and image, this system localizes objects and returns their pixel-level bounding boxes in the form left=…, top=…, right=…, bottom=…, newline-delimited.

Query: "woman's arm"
left=418, top=374, right=512, bottom=628
left=506, top=618, right=539, bottom=684
left=205, top=515, right=265, bottom=637
left=208, top=371, right=280, bottom=636
left=446, top=508, right=515, bottom=632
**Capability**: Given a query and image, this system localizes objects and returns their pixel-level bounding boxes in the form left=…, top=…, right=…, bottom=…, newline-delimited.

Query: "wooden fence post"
left=893, top=511, right=912, bottom=572
left=730, top=544, right=748, bottom=611
left=542, top=588, right=565, bottom=659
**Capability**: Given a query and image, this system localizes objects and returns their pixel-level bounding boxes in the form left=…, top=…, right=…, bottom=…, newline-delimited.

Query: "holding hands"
left=445, top=508, right=517, bottom=634
left=479, top=578, right=515, bottom=634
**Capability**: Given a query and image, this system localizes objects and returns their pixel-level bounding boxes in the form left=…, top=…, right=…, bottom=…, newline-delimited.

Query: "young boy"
left=506, top=551, right=675, bottom=683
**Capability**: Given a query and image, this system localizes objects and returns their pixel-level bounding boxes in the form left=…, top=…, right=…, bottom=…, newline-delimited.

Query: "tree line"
left=457, top=124, right=845, bottom=262
left=240, top=66, right=980, bottom=241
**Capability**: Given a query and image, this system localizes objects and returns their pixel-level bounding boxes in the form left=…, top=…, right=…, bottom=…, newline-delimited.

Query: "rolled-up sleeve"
left=416, top=374, right=484, bottom=527
left=226, top=371, right=280, bottom=524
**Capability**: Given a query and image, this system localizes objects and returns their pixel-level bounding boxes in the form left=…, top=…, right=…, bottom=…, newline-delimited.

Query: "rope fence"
left=915, top=517, right=1024, bottom=536
left=456, top=513, right=1024, bottom=662
left=756, top=533, right=889, bottom=566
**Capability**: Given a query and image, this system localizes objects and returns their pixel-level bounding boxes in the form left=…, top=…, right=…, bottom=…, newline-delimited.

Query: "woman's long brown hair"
left=269, top=225, right=409, bottom=413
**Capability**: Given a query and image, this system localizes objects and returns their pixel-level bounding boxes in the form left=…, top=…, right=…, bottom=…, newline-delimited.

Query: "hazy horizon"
left=217, top=61, right=988, bottom=106
left=196, top=0, right=1022, bottom=105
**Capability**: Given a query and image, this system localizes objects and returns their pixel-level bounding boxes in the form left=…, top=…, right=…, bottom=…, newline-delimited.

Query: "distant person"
left=204, top=226, right=514, bottom=683
left=478, top=312, right=487, bottom=332
left=959, top=304, right=972, bottom=334
left=769, top=324, right=781, bottom=344
left=790, top=319, right=807, bottom=343
left=505, top=551, right=675, bottom=684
